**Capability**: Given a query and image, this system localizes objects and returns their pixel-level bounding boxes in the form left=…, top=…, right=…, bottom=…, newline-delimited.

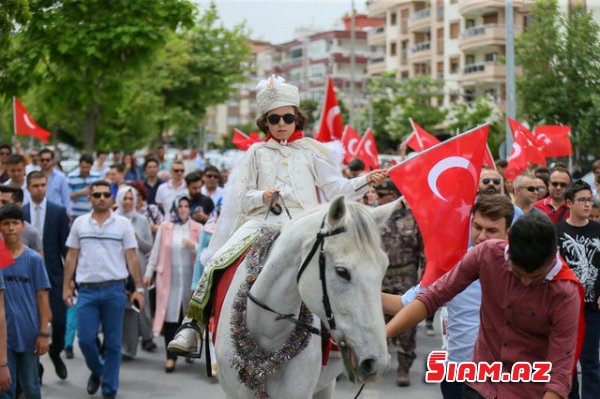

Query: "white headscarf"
left=116, top=185, right=138, bottom=220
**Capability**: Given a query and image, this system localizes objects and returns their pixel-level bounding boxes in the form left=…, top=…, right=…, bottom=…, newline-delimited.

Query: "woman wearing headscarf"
left=144, top=195, right=202, bottom=372
left=115, top=186, right=156, bottom=359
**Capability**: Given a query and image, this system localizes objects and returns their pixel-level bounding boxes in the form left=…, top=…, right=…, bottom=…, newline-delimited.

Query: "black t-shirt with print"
left=556, top=219, right=600, bottom=312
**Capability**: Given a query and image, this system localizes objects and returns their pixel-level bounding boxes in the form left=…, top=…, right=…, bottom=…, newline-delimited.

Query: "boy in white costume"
left=168, top=76, right=387, bottom=356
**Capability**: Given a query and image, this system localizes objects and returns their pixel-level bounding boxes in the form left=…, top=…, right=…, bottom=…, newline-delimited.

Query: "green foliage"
left=516, top=0, right=600, bottom=158
left=299, top=98, right=319, bottom=131
left=0, top=0, right=31, bottom=53
left=0, top=0, right=251, bottom=151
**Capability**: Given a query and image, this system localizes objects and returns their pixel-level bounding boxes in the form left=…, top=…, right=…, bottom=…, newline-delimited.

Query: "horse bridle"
left=248, top=214, right=346, bottom=335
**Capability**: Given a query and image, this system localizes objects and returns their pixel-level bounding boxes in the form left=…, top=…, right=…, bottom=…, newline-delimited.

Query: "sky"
left=194, top=0, right=368, bottom=44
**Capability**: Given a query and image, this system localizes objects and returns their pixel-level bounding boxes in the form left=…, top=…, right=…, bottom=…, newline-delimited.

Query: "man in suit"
left=23, top=171, right=70, bottom=380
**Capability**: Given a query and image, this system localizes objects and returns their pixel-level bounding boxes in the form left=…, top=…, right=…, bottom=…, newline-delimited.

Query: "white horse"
left=216, top=196, right=398, bottom=399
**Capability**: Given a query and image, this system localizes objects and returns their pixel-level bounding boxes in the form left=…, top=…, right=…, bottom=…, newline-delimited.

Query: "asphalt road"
left=40, top=319, right=443, bottom=399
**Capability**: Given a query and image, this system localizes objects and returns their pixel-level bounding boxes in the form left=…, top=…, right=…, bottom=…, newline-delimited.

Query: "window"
left=390, top=11, right=397, bottom=26
left=390, top=42, right=397, bottom=56
left=450, top=56, right=459, bottom=74
left=485, top=52, right=498, bottom=62
left=466, top=54, right=475, bottom=65
left=450, top=22, right=460, bottom=39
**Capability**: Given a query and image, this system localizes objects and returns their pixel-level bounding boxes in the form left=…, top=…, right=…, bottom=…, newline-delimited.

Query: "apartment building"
left=206, top=14, right=384, bottom=142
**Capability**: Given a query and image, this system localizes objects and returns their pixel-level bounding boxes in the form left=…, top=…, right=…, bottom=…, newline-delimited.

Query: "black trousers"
left=163, top=322, right=180, bottom=361
left=48, top=286, right=66, bottom=358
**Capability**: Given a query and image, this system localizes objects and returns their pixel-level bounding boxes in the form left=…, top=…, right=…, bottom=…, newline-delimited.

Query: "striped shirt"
left=67, top=168, right=101, bottom=217
left=66, top=211, right=137, bottom=283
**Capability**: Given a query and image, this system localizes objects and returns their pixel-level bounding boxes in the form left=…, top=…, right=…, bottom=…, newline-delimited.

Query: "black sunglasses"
left=482, top=178, right=501, bottom=185
left=172, top=169, right=185, bottom=173
left=524, top=186, right=544, bottom=192
left=550, top=181, right=568, bottom=188
left=91, top=192, right=112, bottom=199
left=267, top=113, right=296, bottom=125
left=204, top=174, right=219, bottom=179
left=40, top=158, right=52, bottom=163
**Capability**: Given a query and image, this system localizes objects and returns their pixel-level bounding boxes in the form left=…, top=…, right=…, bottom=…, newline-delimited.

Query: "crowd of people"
left=0, top=75, right=598, bottom=399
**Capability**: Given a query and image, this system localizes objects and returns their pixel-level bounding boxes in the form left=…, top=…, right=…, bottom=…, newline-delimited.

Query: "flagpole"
left=387, top=122, right=491, bottom=174
left=12, top=97, right=17, bottom=141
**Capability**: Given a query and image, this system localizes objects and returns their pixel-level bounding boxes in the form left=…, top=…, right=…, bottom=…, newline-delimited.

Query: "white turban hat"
left=256, top=75, right=299, bottom=115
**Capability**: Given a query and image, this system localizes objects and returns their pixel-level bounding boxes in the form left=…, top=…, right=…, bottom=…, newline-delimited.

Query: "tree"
left=0, top=0, right=30, bottom=53
left=0, top=0, right=195, bottom=151
left=516, top=0, right=600, bottom=159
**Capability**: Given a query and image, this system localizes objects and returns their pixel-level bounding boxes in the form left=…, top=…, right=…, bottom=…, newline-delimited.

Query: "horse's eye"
left=335, top=267, right=351, bottom=281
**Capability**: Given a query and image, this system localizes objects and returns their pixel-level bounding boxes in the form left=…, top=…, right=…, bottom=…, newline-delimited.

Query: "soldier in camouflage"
left=376, top=178, right=425, bottom=387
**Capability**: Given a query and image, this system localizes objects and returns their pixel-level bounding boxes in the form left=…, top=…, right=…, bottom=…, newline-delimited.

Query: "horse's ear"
left=327, top=196, right=346, bottom=228
left=371, top=198, right=403, bottom=226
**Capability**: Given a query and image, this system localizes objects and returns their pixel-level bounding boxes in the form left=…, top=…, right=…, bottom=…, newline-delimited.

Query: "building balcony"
left=367, top=0, right=409, bottom=18
left=459, top=24, right=506, bottom=51
left=459, top=0, right=528, bottom=16
left=410, top=41, right=432, bottom=63
left=367, top=56, right=387, bottom=75
left=367, top=26, right=386, bottom=46
left=408, top=8, right=431, bottom=32
left=459, top=62, right=506, bottom=84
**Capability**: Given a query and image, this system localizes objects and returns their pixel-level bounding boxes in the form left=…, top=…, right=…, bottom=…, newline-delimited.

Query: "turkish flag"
left=507, top=118, right=546, bottom=166
left=483, top=144, right=495, bottom=169
left=341, top=125, right=361, bottom=164
left=315, top=76, right=344, bottom=142
left=405, top=119, right=440, bottom=152
left=0, top=239, right=14, bottom=269
left=389, top=124, right=489, bottom=286
left=13, top=97, right=51, bottom=143
left=355, top=128, right=380, bottom=171
left=535, top=125, right=572, bottom=158
left=232, top=129, right=261, bottom=151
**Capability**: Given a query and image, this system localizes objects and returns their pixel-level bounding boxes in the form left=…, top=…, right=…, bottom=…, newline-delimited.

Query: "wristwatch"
left=135, top=287, right=144, bottom=293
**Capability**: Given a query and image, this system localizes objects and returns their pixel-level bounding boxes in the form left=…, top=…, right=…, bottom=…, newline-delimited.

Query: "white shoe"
left=167, top=325, right=202, bottom=357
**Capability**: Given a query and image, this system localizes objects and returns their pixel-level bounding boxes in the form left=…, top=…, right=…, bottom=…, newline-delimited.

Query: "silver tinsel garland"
left=230, top=228, right=313, bottom=399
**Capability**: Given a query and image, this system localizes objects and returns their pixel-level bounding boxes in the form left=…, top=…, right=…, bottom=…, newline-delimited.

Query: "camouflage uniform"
left=380, top=206, right=425, bottom=373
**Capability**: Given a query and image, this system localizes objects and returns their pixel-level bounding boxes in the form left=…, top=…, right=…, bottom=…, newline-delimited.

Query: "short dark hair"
left=7, top=154, right=25, bottom=165
left=495, top=159, right=507, bottom=169
left=565, top=179, right=592, bottom=201
left=96, top=150, right=107, bottom=157
left=185, top=171, right=202, bottom=185
left=110, top=163, right=125, bottom=173
left=0, top=186, right=24, bottom=204
left=348, top=158, right=365, bottom=172
left=39, top=148, right=55, bottom=159
left=508, top=214, right=557, bottom=273
left=256, top=106, right=309, bottom=134
left=0, top=203, right=24, bottom=222
left=90, top=180, right=111, bottom=192
left=143, top=157, right=159, bottom=170
left=79, top=153, right=94, bottom=165
left=26, top=171, right=46, bottom=186
left=550, top=167, right=571, bottom=180
left=203, top=165, right=220, bottom=175
left=472, top=194, right=515, bottom=229
left=0, top=144, right=11, bottom=152
left=534, top=166, right=550, bottom=176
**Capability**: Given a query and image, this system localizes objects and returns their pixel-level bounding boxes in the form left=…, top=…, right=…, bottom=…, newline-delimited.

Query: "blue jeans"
left=0, top=350, right=40, bottom=399
left=580, top=311, right=600, bottom=399
left=65, top=301, right=77, bottom=348
left=77, top=281, right=126, bottom=396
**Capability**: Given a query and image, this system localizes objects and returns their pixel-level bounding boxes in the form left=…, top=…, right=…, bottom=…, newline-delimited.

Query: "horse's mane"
left=281, top=201, right=385, bottom=264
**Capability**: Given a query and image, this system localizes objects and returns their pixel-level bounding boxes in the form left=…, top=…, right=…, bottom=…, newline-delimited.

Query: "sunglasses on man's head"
left=481, top=178, right=501, bottom=185
left=91, top=192, right=111, bottom=199
left=550, top=181, right=568, bottom=188
left=267, top=113, right=296, bottom=125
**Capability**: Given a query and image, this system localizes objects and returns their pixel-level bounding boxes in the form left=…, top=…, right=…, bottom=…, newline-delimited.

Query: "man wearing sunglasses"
left=63, top=180, right=144, bottom=399
left=155, top=160, right=187, bottom=215
left=513, top=173, right=550, bottom=219
left=555, top=180, right=600, bottom=398
left=478, top=168, right=504, bottom=196
left=39, top=148, right=71, bottom=215
left=534, top=167, right=572, bottom=223
left=200, top=165, right=223, bottom=205
left=376, top=178, right=424, bottom=387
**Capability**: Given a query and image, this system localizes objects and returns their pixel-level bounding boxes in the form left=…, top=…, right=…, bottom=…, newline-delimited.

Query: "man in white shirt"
left=155, top=160, right=187, bottom=215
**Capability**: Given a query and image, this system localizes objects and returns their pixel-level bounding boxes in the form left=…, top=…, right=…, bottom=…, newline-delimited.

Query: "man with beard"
left=478, top=168, right=524, bottom=220
left=185, top=172, right=214, bottom=225
left=534, top=167, right=572, bottom=224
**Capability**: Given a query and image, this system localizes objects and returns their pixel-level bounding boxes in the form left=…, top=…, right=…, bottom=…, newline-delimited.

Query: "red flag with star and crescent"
left=535, top=125, right=572, bottom=158
left=505, top=118, right=547, bottom=180
left=315, top=76, right=343, bottom=142
left=13, top=97, right=51, bottom=143
left=354, top=128, right=380, bottom=171
left=389, top=124, right=489, bottom=286
left=341, top=125, right=361, bottom=164
left=0, top=239, right=14, bottom=269
left=405, top=119, right=440, bottom=152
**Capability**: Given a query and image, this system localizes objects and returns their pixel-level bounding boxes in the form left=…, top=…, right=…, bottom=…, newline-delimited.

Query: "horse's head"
left=296, top=196, right=399, bottom=383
